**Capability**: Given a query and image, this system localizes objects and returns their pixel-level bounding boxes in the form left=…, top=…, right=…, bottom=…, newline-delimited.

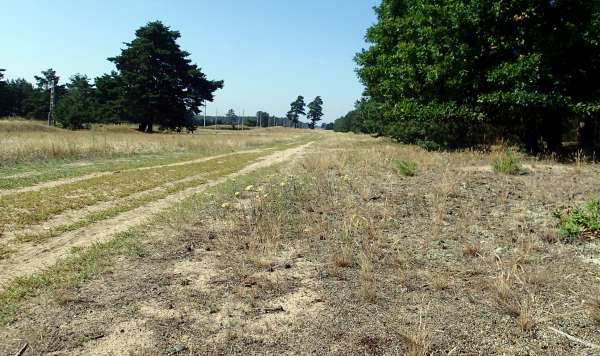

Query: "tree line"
left=0, top=21, right=223, bottom=132
left=1, top=21, right=327, bottom=133
left=336, top=0, right=600, bottom=154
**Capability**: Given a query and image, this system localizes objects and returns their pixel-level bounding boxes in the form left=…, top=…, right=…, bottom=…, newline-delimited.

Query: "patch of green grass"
left=492, top=149, right=522, bottom=175
left=393, top=159, right=418, bottom=176
left=554, top=201, right=600, bottom=241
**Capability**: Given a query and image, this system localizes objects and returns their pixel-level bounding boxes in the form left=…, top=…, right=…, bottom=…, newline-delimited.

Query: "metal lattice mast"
left=48, top=81, right=56, bottom=126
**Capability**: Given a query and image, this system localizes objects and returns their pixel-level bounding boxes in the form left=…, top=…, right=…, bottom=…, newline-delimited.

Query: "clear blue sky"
left=1, top=0, right=380, bottom=122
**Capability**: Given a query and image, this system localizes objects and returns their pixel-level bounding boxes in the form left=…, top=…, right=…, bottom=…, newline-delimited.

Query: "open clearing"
left=1, top=127, right=599, bottom=355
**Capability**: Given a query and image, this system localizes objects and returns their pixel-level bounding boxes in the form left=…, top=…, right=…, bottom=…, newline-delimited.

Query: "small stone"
left=167, top=344, right=187, bottom=354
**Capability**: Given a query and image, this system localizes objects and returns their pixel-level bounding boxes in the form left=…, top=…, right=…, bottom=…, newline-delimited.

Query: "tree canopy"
left=353, top=0, right=600, bottom=152
left=109, top=21, right=223, bottom=132
left=288, top=96, right=306, bottom=128
left=307, top=96, right=324, bottom=129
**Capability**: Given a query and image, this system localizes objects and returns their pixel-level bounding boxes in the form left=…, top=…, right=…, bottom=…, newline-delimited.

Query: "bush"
left=492, top=149, right=522, bottom=175
left=393, top=159, right=418, bottom=177
left=55, top=90, right=95, bottom=130
left=554, top=201, right=600, bottom=241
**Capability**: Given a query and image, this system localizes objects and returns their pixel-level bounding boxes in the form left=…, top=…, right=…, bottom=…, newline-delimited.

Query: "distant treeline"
left=194, top=115, right=296, bottom=128
left=335, top=0, right=600, bottom=154
left=0, top=21, right=222, bottom=132
left=1, top=21, right=327, bottom=133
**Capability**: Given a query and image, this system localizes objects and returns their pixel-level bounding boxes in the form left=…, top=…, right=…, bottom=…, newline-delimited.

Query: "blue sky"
left=1, top=0, right=380, bottom=122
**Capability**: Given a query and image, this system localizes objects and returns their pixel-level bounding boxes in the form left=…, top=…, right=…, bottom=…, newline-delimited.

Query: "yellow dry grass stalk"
left=401, top=313, right=432, bottom=356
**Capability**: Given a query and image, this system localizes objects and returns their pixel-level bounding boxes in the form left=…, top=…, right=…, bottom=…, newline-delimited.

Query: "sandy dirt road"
left=0, top=143, right=311, bottom=290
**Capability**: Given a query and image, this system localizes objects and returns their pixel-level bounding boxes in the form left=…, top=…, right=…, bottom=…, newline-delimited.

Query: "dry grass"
left=1, top=131, right=600, bottom=354
left=587, top=297, right=600, bottom=325
left=401, top=315, right=432, bottom=356
left=358, top=251, right=377, bottom=303
left=0, top=119, right=308, bottom=165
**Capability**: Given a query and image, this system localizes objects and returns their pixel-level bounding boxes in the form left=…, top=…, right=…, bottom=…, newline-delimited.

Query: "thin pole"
left=215, top=109, right=218, bottom=130
left=203, top=101, right=206, bottom=127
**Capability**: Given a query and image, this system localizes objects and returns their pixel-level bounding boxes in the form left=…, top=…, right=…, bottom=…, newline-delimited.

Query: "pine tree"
left=55, top=75, right=96, bottom=129
left=288, top=96, right=306, bottom=128
left=109, top=21, right=223, bottom=132
left=307, top=96, right=324, bottom=129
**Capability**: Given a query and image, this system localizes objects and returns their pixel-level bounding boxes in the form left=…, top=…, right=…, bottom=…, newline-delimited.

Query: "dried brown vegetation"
left=1, top=132, right=599, bottom=354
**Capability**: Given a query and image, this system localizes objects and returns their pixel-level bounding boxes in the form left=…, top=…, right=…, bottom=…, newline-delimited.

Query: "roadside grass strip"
left=0, top=150, right=267, bottom=229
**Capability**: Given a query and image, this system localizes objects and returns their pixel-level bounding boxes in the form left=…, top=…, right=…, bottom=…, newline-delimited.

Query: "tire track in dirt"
left=0, top=172, right=211, bottom=244
left=0, top=142, right=312, bottom=290
left=0, top=148, right=270, bottom=197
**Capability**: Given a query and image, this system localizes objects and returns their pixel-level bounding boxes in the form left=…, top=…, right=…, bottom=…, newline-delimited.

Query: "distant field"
left=0, top=123, right=599, bottom=354
left=0, top=119, right=302, bottom=166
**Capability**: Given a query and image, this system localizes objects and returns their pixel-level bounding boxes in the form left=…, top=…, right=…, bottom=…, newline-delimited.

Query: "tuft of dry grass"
left=462, top=242, right=482, bottom=257
left=401, top=317, right=432, bottom=356
left=517, top=298, right=537, bottom=333
left=358, top=252, right=377, bottom=303
left=586, top=297, right=600, bottom=325
left=491, top=272, right=521, bottom=317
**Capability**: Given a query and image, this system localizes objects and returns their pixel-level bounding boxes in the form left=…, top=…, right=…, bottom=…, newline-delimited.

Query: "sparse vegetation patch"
left=555, top=201, right=600, bottom=241
left=393, top=159, right=418, bottom=176
left=492, top=148, right=522, bottom=175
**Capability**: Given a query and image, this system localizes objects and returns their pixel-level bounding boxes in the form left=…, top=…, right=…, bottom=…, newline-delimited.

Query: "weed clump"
left=554, top=201, right=600, bottom=241
left=492, top=149, right=522, bottom=175
left=393, top=159, right=418, bottom=176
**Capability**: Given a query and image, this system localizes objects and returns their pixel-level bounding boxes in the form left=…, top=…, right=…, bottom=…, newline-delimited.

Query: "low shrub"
left=554, top=201, right=600, bottom=241
left=492, top=149, right=522, bottom=175
left=393, top=159, right=418, bottom=176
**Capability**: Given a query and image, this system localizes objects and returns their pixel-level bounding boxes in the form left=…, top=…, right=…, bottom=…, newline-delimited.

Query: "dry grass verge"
left=0, top=132, right=599, bottom=354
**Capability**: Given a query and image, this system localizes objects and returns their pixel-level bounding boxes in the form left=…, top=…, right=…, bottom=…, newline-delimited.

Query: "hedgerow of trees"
left=339, top=0, right=600, bottom=153
left=0, top=21, right=223, bottom=132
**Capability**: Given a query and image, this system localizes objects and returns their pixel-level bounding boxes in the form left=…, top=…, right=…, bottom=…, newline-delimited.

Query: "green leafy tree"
left=356, top=0, right=600, bottom=152
left=307, top=96, right=324, bottom=129
left=109, top=21, right=223, bottom=132
left=288, top=95, right=306, bottom=128
left=55, top=75, right=96, bottom=129
left=34, top=68, right=59, bottom=90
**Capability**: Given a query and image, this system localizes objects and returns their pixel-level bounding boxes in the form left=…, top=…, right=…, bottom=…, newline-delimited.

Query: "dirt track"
left=0, top=143, right=311, bottom=290
left=0, top=148, right=269, bottom=197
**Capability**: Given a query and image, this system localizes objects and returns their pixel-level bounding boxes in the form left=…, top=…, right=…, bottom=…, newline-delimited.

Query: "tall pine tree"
left=109, top=21, right=223, bottom=132
left=307, top=96, right=324, bottom=129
